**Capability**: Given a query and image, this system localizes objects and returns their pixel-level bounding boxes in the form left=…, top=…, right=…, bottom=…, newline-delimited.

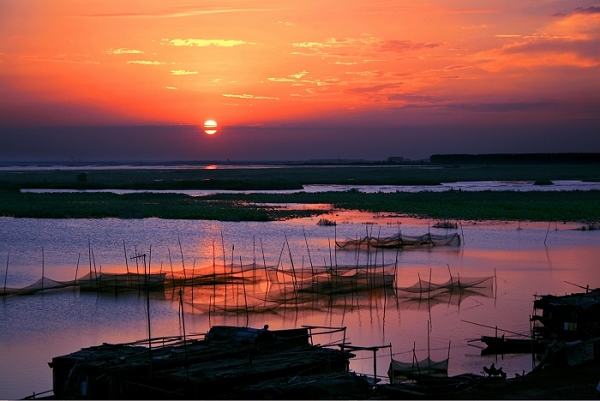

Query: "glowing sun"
left=204, top=120, right=217, bottom=135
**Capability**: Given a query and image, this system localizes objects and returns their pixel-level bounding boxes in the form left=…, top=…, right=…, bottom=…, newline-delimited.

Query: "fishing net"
left=397, top=275, right=494, bottom=295
left=1, top=277, right=75, bottom=296
left=336, top=232, right=461, bottom=250
left=388, top=356, right=449, bottom=381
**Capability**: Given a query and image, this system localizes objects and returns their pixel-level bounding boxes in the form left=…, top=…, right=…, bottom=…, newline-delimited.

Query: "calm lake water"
left=1, top=213, right=599, bottom=399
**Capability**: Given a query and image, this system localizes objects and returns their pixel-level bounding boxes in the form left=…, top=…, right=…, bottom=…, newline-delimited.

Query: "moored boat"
left=479, top=335, right=546, bottom=355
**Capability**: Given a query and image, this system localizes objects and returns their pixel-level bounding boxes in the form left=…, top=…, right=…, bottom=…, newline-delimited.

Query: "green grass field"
left=1, top=163, right=598, bottom=222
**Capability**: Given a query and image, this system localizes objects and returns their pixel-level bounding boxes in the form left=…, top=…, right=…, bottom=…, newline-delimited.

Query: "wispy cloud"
left=289, top=70, right=309, bottom=78
left=552, top=5, right=600, bottom=17
left=293, top=36, right=378, bottom=49
left=222, top=93, right=279, bottom=100
left=166, top=38, right=253, bottom=47
left=444, top=8, right=499, bottom=14
left=166, top=86, right=178, bottom=90
left=461, top=24, right=489, bottom=30
left=268, top=70, right=310, bottom=82
left=474, top=8, right=600, bottom=71
left=292, top=35, right=441, bottom=60
left=446, top=101, right=553, bottom=112
left=344, top=83, right=402, bottom=95
left=378, top=40, right=441, bottom=52
left=107, top=48, right=144, bottom=55
left=127, top=60, right=165, bottom=65
left=346, top=70, right=385, bottom=78
left=476, top=37, right=600, bottom=70
left=84, top=7, right=275, bottom=19
left=268, top=77, right=295, bottom=82
left=500, top=39, right=598, bottom=57
left=573, top=6, right=600, bottom=14
left=19, top=54, right=100, bottom=64
left=387, top=94, right=439, bottom=103
left=443, top=64, right=470, bottom=71
left=171, top=70, right=199, bottom=75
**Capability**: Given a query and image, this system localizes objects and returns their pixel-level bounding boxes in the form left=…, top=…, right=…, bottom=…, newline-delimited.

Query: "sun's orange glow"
left=0, top=1, right=598, bottom=159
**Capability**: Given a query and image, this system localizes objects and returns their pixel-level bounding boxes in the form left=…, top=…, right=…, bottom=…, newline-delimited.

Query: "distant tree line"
left=429, top=153, right=600, bottom=164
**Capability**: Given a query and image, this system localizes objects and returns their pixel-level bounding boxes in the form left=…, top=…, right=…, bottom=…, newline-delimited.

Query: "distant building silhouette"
left=429, top=153, right=600, bottom=164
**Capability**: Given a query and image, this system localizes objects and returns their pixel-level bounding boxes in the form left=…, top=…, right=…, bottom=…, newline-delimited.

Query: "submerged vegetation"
left=0, top=163, right=599, bottom=222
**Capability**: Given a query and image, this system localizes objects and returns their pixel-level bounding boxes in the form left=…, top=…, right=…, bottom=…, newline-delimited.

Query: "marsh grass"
left=1, top=189, right=599, bottom=222
left=1, top=163, right=598, bottom=222
left=2, top=163, right=599, bottom=190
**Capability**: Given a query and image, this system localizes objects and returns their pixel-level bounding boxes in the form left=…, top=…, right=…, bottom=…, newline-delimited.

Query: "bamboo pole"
left=134, top=246, right=141, bottom=292
left=41, top=247, right=44, bottom=293
left=88, top=239, right=94, bottom=290
left=328, top=238, right=337, bottom=289
left=389, top=343, right=394, bottom=384
left=212, top=240, right=216, bottom=312
left=123, top=240, right=130, bottom=274
left=3, top=252, right=9, bottom=296
left=221, top=232, right=227, bottom=313
left=168, top=248, right=175, bottom=284
left=231, top=245, right=235, bottom=307
left=144, top=251, right=152, bottom=378
left=260, top=239, right=268, bottom=307
left=373, top=227, right=381, bottom=292
left=373, top=349, right=377, bottom=385
left=303, top=228, right=315, bottom=279
left=334, top=223, right=338, bottom=267
left=191, top=258, right=196, bottom=307
left=284, top=234, right=298, bottom=294
left=240, top=256, right=249, bottom=317
left=73, top=253, right=80, bottom=291
left=178, top=289, right=189, bottom=381
left=544, top=221, right=551, bottom=244
left=462, top=319, right=530, bottom=337
left=178, top=236, right=186, bottom=281
left=253, top=236, right=256, bottom=284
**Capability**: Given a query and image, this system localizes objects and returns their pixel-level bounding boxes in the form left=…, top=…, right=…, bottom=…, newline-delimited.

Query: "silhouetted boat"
left=479, top=335, right=546, bottom=355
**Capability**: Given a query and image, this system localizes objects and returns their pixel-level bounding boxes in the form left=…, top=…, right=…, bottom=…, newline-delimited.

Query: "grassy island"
left=0, top=163, right=599, bottom=222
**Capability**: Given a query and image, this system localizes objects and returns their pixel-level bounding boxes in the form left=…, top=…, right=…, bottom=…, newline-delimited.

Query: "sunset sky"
left=1, top=0, right=599, bottom=161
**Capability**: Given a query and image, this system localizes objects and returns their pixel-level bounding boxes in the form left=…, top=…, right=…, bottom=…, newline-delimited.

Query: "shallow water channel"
left=1, top=213, right=599, bottom=399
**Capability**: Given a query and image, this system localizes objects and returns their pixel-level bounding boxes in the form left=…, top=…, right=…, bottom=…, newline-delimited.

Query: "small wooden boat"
left=480, top=335, right=546, bottom=355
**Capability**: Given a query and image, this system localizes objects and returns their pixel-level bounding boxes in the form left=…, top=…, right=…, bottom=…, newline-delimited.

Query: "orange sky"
left=0, top=1, right=599, bottom=160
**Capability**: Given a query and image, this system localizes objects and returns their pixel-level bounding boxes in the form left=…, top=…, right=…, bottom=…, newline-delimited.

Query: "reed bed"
left=1, top=189, right=599, bottom=222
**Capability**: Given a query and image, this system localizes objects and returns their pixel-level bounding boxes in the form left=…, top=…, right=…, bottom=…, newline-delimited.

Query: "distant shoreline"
left=1, top=162, right=599, bottom=222
left=1, top=151, right=600, bottom=168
